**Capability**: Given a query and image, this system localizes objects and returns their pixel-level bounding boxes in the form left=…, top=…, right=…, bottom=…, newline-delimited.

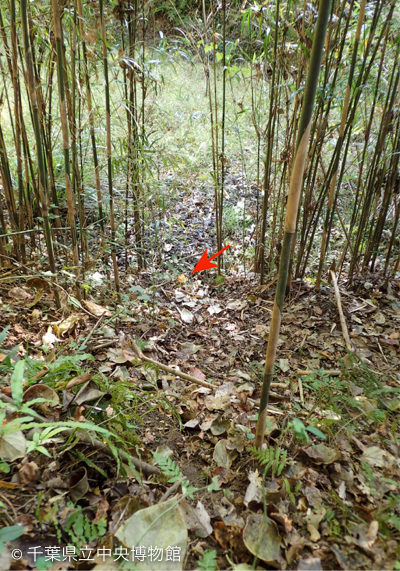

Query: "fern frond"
left=152, top=452, right=183, bottom=483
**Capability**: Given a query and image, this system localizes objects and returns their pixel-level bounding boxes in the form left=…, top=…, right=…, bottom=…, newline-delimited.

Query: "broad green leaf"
left=0, top=525, right=25, bottom=543
left=0, top=326, right=10, bottom=346
left=306, top=425, right=326, bottom=440
left=11, top=361, right=25, bottom=409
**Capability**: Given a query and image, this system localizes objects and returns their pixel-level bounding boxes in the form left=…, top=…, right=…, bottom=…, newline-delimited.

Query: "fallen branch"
left=330, top=270, right=354, bottom=352
left=127, top=339, right=216, bottom=390
left=298, top=369, right=341, bottom=376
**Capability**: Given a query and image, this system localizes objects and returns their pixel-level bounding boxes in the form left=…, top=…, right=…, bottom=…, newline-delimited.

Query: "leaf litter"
left=1, top=215, right=400, bottom=569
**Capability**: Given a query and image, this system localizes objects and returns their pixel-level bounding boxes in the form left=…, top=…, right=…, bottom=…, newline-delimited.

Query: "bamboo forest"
left=0, top=0, right=400, bottom=569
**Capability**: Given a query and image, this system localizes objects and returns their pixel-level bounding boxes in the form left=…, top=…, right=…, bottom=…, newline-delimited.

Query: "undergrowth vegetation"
left=1, top=0, right=400, bottom=569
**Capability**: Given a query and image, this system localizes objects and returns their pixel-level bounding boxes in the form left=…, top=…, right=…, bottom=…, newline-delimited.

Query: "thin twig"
left=330, top=270, right=354, bottom=352
left=128, top=339, right=216, bottom=390
left=78, top=312, right=106, bottom=350
left=160, top=477, right=185, bottom=502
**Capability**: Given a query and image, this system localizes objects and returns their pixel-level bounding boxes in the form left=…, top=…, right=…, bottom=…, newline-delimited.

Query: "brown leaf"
left=15, top=514, right=35, bottom=532
left=9, top=287, right=32, bottom=301
left=74, top=381, right=106, bottom=406
left=331, top=543, right=371, bottom=570
left=347, top=521, right=379, bottom=556
left=0, top=480, right=21, bottom=489
left=303, top=444, right=342, bottom=465
left=54, top=315, right=80, bottom=338
left=69, top=467, right=89, bottom=501
left=267, top=504, right=293, bottom=534
left=214, top=521, right=249, bottom=562
left=380, top=337, right=399, bottom=347
left=243, top=513, right=283, bottom=568
left=244, top=470, right=263, bottom=507
left=23, top=384, right=59, bottom=417
left=66, top=373, right=93, bottom=390
left=19, top=461, right=39, bottom=484
left=210, top=466, right=235, bottom=485
left=93, top=496, right=110, bottom=524
left=27, top=277, right=51, bottom=291
left=188, top=366, right=206, bottom=381
left=28, top=288, right=44, bottom=308
left=179, top=499, right=213, bottom=538
left=73, top=405, right=86, bottom=422
left=297, top=557, right=323, bottom=570
left=303, top=485, right=323, bottom=508
left=82, top=300, right=112, bottom=317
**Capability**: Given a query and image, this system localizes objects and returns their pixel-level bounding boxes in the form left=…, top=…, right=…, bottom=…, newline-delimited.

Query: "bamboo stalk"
left=51, top=0, right=80, bottom=291
left=315, top=0, right=366, bottom=291
left=76, top=0, right=108, bottom=277
left=99, top=0, right=121, bottom=295
left=255, top=0, right=331, bottom=449
left=10, top=0, right=25, bottom=262
left=20, top=0, right=60, bottom=308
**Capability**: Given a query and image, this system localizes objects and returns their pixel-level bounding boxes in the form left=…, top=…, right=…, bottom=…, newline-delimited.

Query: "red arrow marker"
left=192, top=245, right=231, bottom=273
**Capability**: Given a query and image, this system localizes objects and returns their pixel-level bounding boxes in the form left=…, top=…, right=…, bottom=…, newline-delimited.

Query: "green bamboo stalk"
left=10, top=0, right=26, bottom=262
left=256, top=0, right=280, bottom=281
left=315, top=0, right=366, bottom=291
left=51, top=0, right=80, bottom=288
left=255, top=0, right=331, bottom=449
left=71, top=0, right=88, bottom=266
left=297, top=0, right=387, bottom=280
left=127, top=0, right=144, bottom=269
left=220, top=0, right=226, bottom=260
left=20, top=0, right=60, bottom=308
left=76, top=0, right=107, bottom=274
left=99, top=0, right=121, bottom=295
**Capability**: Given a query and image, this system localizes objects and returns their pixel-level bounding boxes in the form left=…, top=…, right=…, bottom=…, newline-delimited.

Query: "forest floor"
left=0, top=59, right=399, bottom=571
left=1, top=162, right=400, bottom=571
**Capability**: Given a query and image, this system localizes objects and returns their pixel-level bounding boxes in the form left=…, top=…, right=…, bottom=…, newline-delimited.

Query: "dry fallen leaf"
left=65, top=373, right=93, bottom=390
left=9, top=287, right=31, bottom=301
left=180, top=308, right=194, bottom=324
left=243, top=513, right=283, bottom=568
left=179, top=499, right=213, bottom=538
left=303, top=444, right=342, bottom=465
left=82, top=299, right=112, bottom=317
left=360, top=446, right=398, bottom=468
left=19, top=461, right=40, bottom=485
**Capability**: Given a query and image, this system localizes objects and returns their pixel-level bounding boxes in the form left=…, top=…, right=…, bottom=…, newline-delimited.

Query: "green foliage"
left=289, top=418, right=308, bottom=444
left=284, top=477, right=301, bottom=505
left=289, top=418, right=326, bottom=444
left=197, top=549, right=219, bottom=571
left=153, top=0, right=193, bottom=24
left=153, top=452, right=220, bottom=499
left=0, top=327, right=128, bottom=467
left=250, top=445, right=287, bottom=478
left=10, top=360, right=24, bottom=409
left=65, top=505, right=107, bottom=547
left=153, top=452, right=183, bottom=483
left=0, top=461, right=10, bottom=473
left=0, top=524, right=25, bottom=548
